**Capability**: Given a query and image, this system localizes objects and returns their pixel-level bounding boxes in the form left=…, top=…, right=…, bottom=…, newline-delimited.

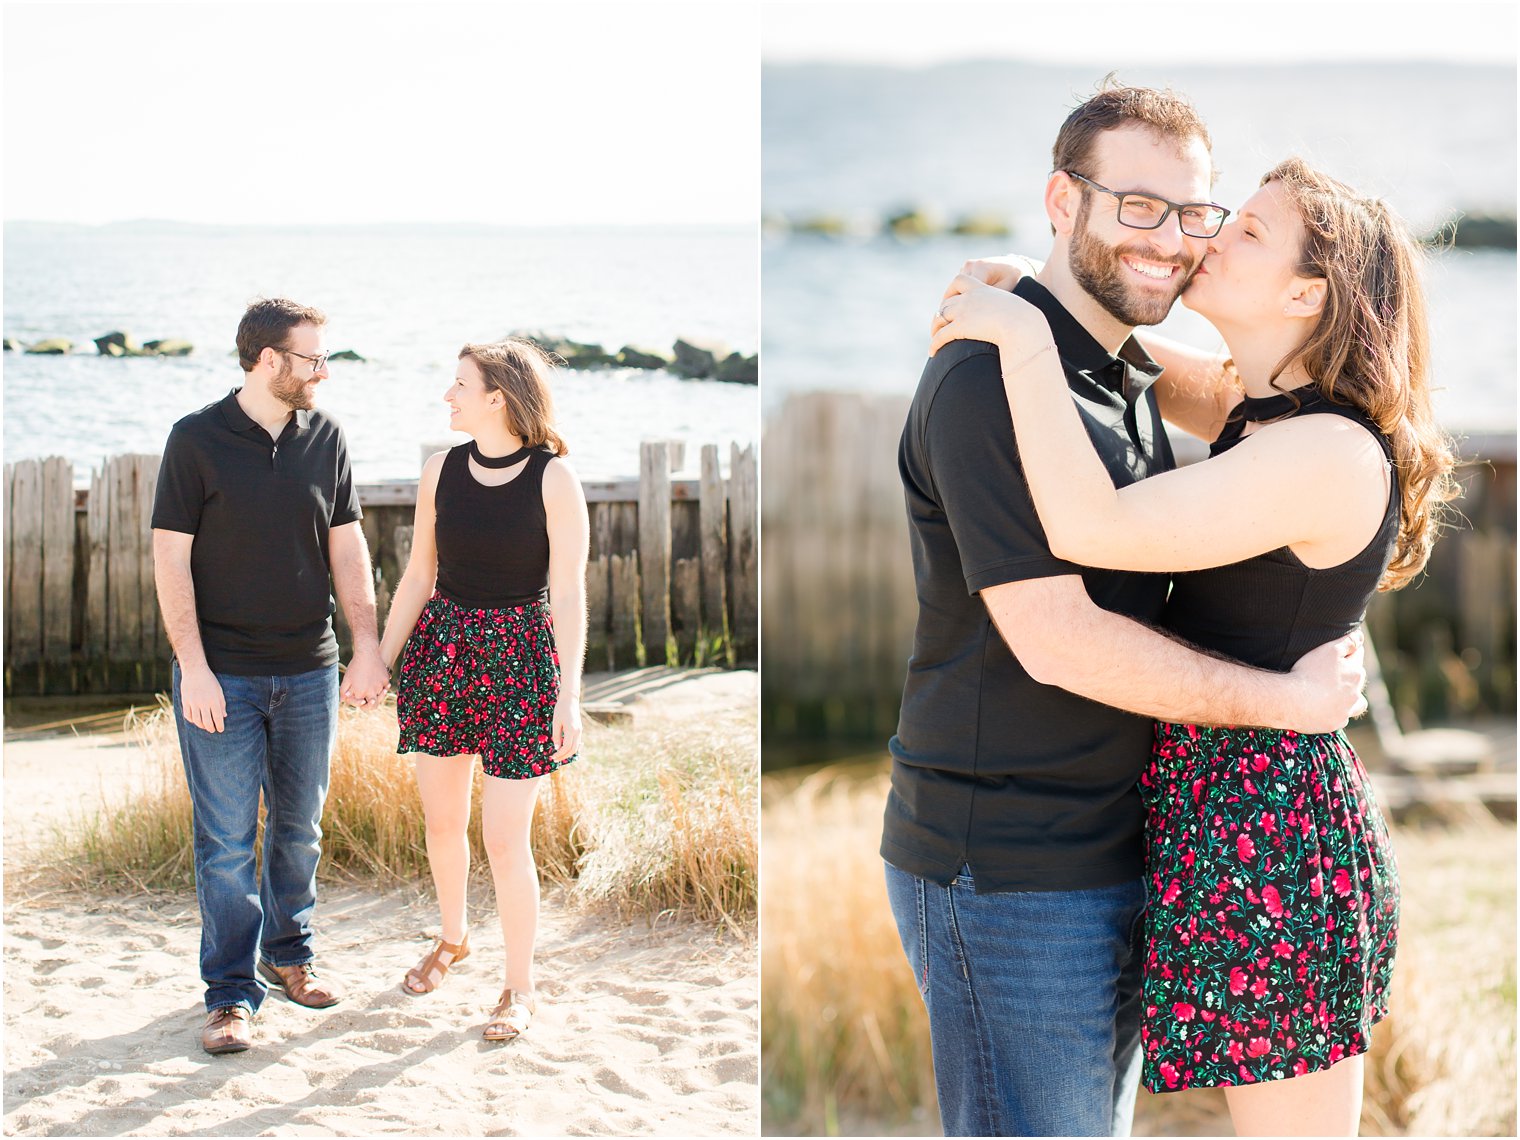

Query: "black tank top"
left=1162, top=388, right=1399, bottom=672
left=433, top=443, right=553, bottom=609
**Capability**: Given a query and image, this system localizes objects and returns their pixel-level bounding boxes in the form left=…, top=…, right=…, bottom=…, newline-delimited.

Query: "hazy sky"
left=3, top=2, right=759, bottom=225
left=763, top=0, right=1519, bottom=64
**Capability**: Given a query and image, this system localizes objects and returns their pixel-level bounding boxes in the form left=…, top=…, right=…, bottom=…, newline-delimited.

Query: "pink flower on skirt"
left=1263, top=885, right=1285, bottom=918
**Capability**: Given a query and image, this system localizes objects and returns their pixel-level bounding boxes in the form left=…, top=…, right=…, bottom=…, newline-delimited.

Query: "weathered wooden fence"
left=762, top=391, right=1517, bottom=744
left=4, top=441, right=756, bottom=695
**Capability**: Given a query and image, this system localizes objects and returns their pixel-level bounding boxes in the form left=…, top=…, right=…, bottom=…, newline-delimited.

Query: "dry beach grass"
left=760, top=761, right=1517, bottom=1138
left=51, top=693, right=757, bottom=928
left=3, top=672, right=760, bottom=1137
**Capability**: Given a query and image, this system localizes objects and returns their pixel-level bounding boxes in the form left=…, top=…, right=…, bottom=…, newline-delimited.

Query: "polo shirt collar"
left=218, top=388, right=311, bottom=434
left=1012, top=278, right=1163, bottom=400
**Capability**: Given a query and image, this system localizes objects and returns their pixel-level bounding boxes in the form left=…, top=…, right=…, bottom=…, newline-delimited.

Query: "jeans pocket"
left=885, top=863, right=931, bottom=997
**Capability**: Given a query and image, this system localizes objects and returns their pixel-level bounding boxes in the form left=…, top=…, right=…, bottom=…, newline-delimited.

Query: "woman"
left=931, top=159, right=1455, bottom=1134
left=379, top=338, right=589, bottom=1042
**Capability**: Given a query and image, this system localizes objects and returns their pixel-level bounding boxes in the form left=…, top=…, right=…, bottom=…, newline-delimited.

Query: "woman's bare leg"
left=1224, top=1054, right=1364, bottom=1137
left=481, top=773, right=544, bottom=994
left=411, top=754, right=476, bottom=960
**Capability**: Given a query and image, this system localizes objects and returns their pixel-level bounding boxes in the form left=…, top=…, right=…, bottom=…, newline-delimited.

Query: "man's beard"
left=270, top=358, right=315, bottom=410
left=1069, top=199, right=1197, bottom=328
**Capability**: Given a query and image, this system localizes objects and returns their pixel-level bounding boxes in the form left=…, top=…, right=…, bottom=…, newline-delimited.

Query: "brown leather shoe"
left=201, top=1005, right=253, bottom=1054
left=257, top=959, right=343, bottom=1008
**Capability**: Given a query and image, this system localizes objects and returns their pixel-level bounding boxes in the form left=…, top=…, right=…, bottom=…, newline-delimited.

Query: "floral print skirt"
left=1138, top=723, right=1398, bottom=1092
left=395, top=592, right=575, bottom=780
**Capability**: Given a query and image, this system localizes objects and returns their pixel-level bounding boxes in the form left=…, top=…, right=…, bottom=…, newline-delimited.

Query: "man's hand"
left=341, top=645, right=391, bottom=709
left=180, top=664, right=227, bottom=733
left=1285, top=631, right=1369, bottom=733
left=551, top=694, right=582, bottom=762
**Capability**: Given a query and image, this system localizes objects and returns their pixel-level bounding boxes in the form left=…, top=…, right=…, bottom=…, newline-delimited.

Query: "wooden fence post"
left=699, top=444, right=730, bottom=659
left=85, top=463, right=110, bottom=691
left=728, top=442, right=758, bottom=666
left=639, top=441, right=672, bottom=665
left=609, top=552, right=640, bottom=668
left=9, top=460, right=44, bottom=692
left=2, top=463, right=13, bottom=680
left=41, top=457, right=76, bottom=693
left=586, top=554, right=611, bottom=671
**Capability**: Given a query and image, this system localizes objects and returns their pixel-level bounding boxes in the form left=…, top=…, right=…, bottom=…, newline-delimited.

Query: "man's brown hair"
left=1051, top=75, right=1213, bottom=180
left=236, top=298, right=327, bottom=373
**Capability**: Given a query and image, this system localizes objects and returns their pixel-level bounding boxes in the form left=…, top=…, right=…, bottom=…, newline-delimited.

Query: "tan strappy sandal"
left=483, top=988, right=534, bottom=1042
left=402, top=934, right=470, bottom=995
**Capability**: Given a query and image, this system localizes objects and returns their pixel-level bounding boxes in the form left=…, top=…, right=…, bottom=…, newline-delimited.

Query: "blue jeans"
left=885, top=861, right=1146, bottom=1137
left=173, top=663, right=338, bottom=1013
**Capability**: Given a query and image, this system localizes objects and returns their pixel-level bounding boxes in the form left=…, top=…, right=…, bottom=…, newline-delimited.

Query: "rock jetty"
left=509, top=331, right=756, bottom=385
left=772, top=205, right=1013, bottom=242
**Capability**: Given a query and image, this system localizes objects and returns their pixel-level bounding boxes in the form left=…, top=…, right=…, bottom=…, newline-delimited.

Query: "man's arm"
left=984, top=575, right=1366, bottom=732
left=329, top=521, right=388, bottom=706
left=152, top=529, right=226, bottom=733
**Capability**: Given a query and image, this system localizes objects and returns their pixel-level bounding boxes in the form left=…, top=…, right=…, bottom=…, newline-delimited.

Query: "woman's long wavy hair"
left=459, top=338, right=569, bottom=457
left=1262, top=158, right=1458, bottom=591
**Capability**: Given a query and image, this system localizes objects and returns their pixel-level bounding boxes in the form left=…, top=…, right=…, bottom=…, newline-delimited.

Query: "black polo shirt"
left=883, top=278, right=1176, bottom=893
left=151, top=389, right=362, bottom=675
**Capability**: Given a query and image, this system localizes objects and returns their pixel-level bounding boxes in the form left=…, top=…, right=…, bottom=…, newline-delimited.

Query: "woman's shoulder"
left=540, top=451, right=579, bottom=483
left=1243, top=410, right=1390, bottom=478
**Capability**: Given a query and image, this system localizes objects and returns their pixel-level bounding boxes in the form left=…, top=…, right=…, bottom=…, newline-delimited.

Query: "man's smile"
left=1121, top=255, right=1181, bottom=281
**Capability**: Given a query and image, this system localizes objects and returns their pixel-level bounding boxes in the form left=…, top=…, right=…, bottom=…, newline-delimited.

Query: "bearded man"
left=152, top=298, right=390, bottom=1055
left=885, top=84, right=1366, bottom=1136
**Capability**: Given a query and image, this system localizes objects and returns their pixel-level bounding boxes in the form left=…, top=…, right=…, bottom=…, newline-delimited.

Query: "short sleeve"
left=150, top=423, right=205, bottom=535
left=329, top=424, right=362, bottom=527
left=924, top=351, right=1079, bottom=593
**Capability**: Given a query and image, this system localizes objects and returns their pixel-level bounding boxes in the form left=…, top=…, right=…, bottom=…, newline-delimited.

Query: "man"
left=885, top=84, right=1367, bottom=1136
left=152, top=298, right=390, bottom=1055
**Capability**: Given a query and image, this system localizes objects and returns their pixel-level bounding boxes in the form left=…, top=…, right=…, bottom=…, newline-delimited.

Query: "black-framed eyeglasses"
left=1066, top=171, right=1230, bottom=239
left=280, top=348, right=330, bottom=371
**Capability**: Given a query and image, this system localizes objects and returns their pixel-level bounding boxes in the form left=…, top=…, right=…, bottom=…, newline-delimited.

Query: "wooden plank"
left=107, top=455, right=139, bottom=674
left=9, top=460, right=44, bottom=675
left=672, top=499, right=700, bottom=562
left=2, top=462, right=12, bottom=668
left=84, top=463, right=111, bottom=689
left=609, top=552, right=640, bottom=669
left=586, top=554, right=611, bottom=671
left=698, top=444, right=729, bottom=648
left=728, top=442, right=758, bottom=665
left=393, top=525, right=415, bottom=578
left=612, top=500, right=640, bottom=559
left=589, top=501, right=613, bottom=563
left=40, top=457, right=75, bottom=684
left=134, top=455, right=164, bottom=684
left=638, top=441, right=672, bottom=665
left=672, top=556, right=701, bottom=664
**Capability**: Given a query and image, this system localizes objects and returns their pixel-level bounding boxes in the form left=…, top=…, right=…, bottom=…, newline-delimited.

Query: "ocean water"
left=762, top=60, right=1517, bottom=434
left=4, top=224, right=758, bottom=483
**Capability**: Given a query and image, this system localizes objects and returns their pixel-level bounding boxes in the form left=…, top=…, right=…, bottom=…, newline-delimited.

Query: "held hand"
left=930, top=255, right=1041, bottom=336
left=929, top=275, right=1054, bottom=358
left=180, top=664, right=227, bottom=734
left=551, top=695, right=582, bottom=762
left=340, top=646, right=391, bottom=709
left=1286, top=632, right=1369, bottom=733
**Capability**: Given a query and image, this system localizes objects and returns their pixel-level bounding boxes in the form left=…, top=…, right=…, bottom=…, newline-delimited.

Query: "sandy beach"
left=3, top=673, right=759, bottom=1137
